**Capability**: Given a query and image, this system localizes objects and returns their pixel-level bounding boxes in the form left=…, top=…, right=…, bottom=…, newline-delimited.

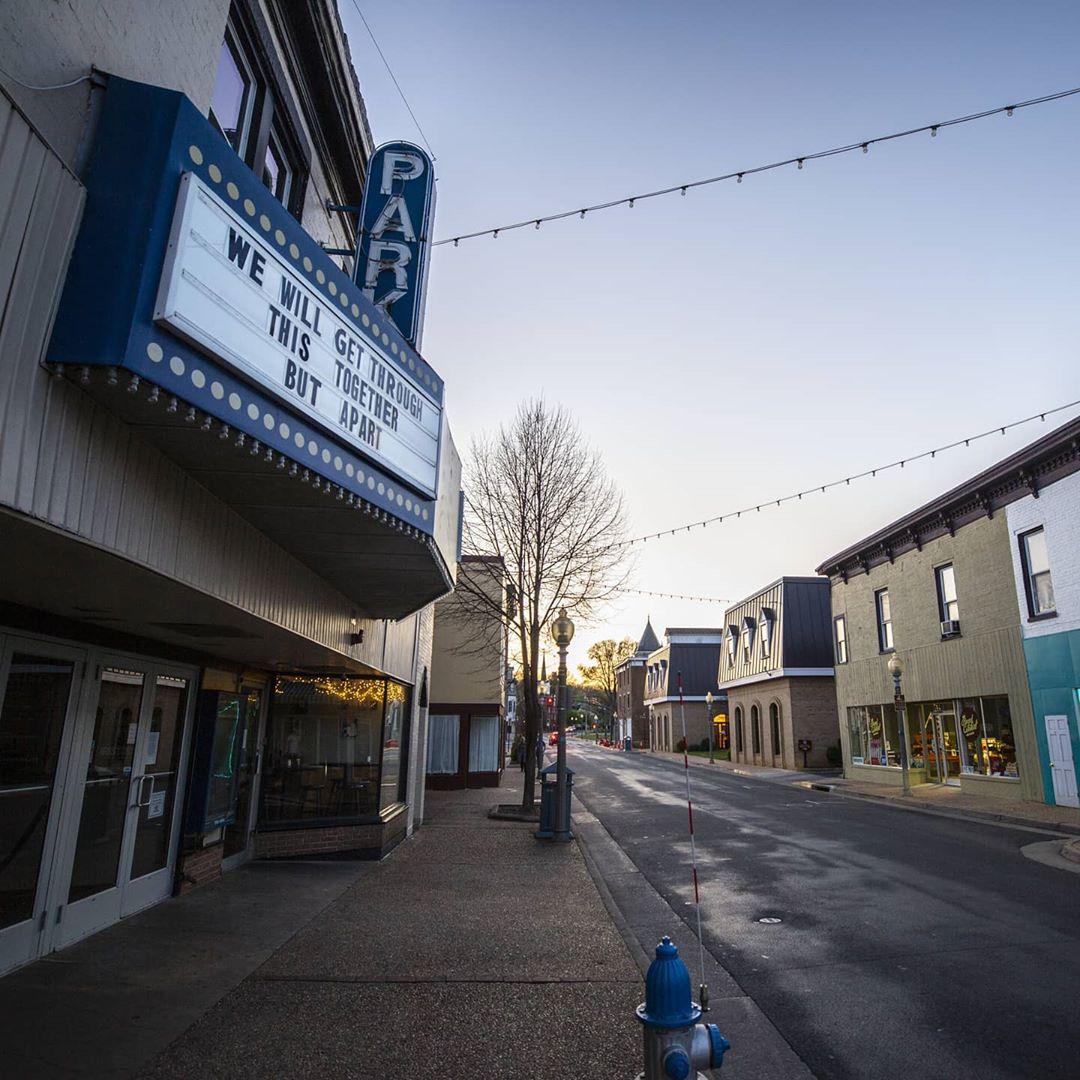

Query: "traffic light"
left=545, top=695, right=554, bottom=707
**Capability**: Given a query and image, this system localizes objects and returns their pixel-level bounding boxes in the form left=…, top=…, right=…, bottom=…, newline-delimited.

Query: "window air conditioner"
left=940, top=619, right=961, bottom=637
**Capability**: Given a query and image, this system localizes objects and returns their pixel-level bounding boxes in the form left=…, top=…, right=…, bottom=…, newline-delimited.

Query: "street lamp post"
left=551, top=607, right=575, bottom=841
left=887, top=654, right=912, bottom=797
left=705, top=690, right=715, bottom=764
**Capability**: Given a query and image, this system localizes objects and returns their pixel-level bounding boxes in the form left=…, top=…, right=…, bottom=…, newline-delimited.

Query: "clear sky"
left=339, top=0, right=1080, bottom=673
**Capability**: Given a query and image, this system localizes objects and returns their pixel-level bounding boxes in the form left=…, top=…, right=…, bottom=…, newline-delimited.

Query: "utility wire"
left=624, top=397, right=1080, bottom=547
left=0, top=63, right=92, bottom=91
left=618, top=587, right=732, bottom=605
left=435, top=85, right=1080, bottom=247
left=347, top=0, right=437, bottom=161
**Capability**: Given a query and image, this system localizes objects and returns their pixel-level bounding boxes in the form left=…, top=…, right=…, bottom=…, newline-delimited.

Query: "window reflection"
left=262, top=676, right=410, bottom=826
left=209, top=36, right=251, bottom=153
left=0, top=656, right=73, bottom=929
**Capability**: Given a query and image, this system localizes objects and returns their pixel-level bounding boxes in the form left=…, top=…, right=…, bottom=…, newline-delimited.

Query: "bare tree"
left=578, top=637, right=637, bottom=731
left=454, top=399, right=629, bottom=809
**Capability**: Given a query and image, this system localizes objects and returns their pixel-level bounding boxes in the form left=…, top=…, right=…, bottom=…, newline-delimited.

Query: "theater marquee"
left=155, top=173, right=441, bottom=498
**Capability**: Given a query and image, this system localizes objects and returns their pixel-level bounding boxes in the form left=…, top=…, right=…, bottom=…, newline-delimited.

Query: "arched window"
left=770, top=702, right=782, bottom=759
left=735, top=706, right=744, bottom=752
left=751, top=704, right=761, bottom=754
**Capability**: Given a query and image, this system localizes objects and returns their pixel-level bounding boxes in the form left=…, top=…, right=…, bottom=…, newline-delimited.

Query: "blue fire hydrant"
left=636, top=937, right=729, bottom=1079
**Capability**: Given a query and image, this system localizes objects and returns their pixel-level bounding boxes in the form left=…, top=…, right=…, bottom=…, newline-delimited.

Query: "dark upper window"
left=1019, top=528, right=1056, bottom=617
left=742, top=618, right=755, bottom=661
left=759, top=610, right=773, bottom=657
left=834, top=615, right=847, bottom=664
left=262, top=127, right=293, bottom=205
left=209, top=32, right=254, bottom=155
left=936, top=564, right=960, bottom=626
left=875, top=588, right=894, bottom=652
left=207, top=14, right=307, bottom=217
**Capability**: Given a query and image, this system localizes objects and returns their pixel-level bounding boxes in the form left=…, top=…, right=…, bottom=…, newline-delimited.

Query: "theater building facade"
left=0, top=0, right=460, bottom=976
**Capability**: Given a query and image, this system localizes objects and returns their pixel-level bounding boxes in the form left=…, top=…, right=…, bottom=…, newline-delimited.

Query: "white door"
left=0, top=638, right=86, bottom=977
left=1045, top=715, right=1078, bottom=808
left=50, top=656, right=195, bottom=949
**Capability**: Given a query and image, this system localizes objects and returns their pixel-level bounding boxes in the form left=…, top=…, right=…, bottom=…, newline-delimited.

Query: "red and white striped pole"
left=677, top=671, right=709, bottom=1010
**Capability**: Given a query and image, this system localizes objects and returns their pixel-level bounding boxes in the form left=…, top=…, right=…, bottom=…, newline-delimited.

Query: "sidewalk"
left=0, top=772, right=644, bottom=1079
left=633, top=744, right=1080, bottom=835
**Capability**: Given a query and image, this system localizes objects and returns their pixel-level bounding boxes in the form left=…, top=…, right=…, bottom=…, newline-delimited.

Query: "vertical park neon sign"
left=353, top=141, right=436, bottom=350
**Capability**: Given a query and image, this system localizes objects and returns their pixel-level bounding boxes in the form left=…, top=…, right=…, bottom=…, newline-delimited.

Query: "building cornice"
left=815, top=416, right=1080, bottom=584
left=644, top=695, right=712, bottom=705
left=719, top=667, right=834, bottom=690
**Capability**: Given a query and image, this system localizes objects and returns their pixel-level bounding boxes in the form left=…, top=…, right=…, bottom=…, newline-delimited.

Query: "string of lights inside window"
left=621, top=396, right=1080, bottom=548
left=435, top=85, right=1080, bottom=247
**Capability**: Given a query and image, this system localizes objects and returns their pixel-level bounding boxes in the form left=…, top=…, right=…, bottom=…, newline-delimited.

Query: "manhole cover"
left=757, top=916, right=783, bottom=924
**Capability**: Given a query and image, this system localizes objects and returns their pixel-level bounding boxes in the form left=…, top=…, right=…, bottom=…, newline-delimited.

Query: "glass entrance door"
left=222, top=690, right=264, bottom=866
left=0, top=641, right=83, bottom=976
left=55, top=658, right=194, bottom=950
left=924, top=705, right=964, bottom=785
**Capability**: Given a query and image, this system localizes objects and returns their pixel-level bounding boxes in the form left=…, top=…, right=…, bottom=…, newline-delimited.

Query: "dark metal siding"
left=781, top=579, right=835, bottom=667
left=667, top=643, right=723, bottom=695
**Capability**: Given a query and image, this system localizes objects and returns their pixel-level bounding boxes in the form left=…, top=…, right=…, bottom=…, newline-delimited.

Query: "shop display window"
left=261, top=676, right=411, bottom=826
left=850, top=695, right=1018, bottom=780
left=965, top=696, right=1019, bottom=778
left=847, top=704, right=899, bottom=766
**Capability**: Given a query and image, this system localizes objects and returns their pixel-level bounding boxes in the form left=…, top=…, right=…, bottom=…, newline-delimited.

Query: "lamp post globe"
left=551, top=608, right=575, bottom=648
left=548, top=607, right=574, bottom=842
left=887, top=654, right=903, bottom=679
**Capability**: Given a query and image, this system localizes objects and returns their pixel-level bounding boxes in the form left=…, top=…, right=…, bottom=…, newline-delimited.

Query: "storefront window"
left=379, top=682, right=410, bottom=809
left=261, top=675, right=410, bottom=826
left=848, top=704, right=900, bottom=767
left=978, top=696, right=1019, bottom=778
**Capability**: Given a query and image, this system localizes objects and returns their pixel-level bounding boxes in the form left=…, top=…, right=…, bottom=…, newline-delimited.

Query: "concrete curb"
left=1062, top=838, right=1080, bottom=864
left=813, top=782, right=1080, bottom=837
left=571, top=795, right=651, bottom=976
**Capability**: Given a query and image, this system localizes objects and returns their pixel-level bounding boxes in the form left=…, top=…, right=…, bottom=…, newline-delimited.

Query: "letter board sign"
left=155, top=173, right=440, bottom=498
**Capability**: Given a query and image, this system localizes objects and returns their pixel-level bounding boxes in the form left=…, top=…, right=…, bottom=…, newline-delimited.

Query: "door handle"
left=132, top=774, right=154, bottom=808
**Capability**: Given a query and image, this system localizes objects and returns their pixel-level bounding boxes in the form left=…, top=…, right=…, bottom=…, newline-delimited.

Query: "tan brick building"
left=643, top=629, right=723, bottom=751
left=719, top=578, right=837, bottom=769
left=615, top=619, right=659, bottom=748
left=816, top=417, right=1080, bottom=805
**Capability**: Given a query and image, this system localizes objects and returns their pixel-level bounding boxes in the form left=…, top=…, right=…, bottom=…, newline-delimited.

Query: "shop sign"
left=354, top=141, right=435, bottom=348
left=156, top=174, right=441, bottom=497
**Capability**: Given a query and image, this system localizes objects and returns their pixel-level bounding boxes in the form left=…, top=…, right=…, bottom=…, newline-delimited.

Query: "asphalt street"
left=568, top=741, right=1080, bottom=1080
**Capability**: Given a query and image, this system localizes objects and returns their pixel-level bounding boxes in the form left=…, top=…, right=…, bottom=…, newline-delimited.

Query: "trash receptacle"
left=534, top=761, right=574, bottom=840
left=624, top=736, right=632, bottom=752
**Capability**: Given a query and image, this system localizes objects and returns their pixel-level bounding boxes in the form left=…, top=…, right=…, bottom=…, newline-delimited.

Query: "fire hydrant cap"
left=636, top=936, right=702, bottom=1029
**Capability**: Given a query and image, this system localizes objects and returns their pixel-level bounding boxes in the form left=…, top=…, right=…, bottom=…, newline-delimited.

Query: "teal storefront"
left=1023, top=629, right=1080, bottom=808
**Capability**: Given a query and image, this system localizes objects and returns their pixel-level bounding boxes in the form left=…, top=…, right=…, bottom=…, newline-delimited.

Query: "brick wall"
left=787, top=677, right=842, bottom=768
left=177, top=844, right=223, bottom=894
left=647, top=701, right=711, bottom=751
left=254, top=806, right=408, bottom=859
